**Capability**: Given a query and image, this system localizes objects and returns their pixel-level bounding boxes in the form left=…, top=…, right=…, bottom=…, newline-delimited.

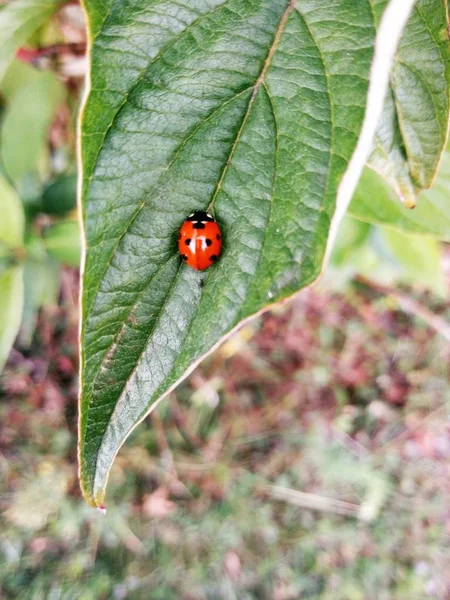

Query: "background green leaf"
left=42, top=174, right=78, bottom=216
left=329, top=213, right=447, bottom=299
left=330, top=216, right=372, bottom=270
left=0, top=174, right=25, bottom=371
left=381, top=227, right=446, bottom=297
left=367, top=0, right=450, bottom=206
left=0, top=267, right=24, bottom=372
left=1, top=59, right=38, bottom=102
left=350, top=156, right=450, bottom=241
left=43, top=220, right=81, bottom=267
left=1, top=69, right=66, bottom=185
left=0, top=0, right=65, bottom=82
left=0, top=173, right=24, bottom=249
left=19, top=257, right=61, bottom=348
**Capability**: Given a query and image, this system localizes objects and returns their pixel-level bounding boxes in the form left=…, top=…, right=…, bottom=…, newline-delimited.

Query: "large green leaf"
left=79, top=0, right=417, bottom=506
left=350, top=158, right=450, bottom=241
left=82, top=0, right=114, bottom=38
left=368, top=0, right=450, bottom=207
left=0, top=0, right=65, bottom=82
left=0, top=267, right=23, bottom=372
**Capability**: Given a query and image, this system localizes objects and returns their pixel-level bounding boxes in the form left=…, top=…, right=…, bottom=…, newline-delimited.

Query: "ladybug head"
left=187, top=211, right=214, bottom=222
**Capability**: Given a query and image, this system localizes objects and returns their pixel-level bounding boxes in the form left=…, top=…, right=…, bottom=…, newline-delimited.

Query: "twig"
left=170, top=395, right=202, bottom=451
left=149, top=409, right=177, bottom=478
left=356, top=276, right=450, bottom=343
left=258, top=484, right=366, bottom=520
left=330, top=426, right=371, bottom=460
left=376, top=402, right=449, bottom=455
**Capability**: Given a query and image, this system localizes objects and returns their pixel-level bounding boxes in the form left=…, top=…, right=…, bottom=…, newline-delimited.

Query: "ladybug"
left=178, top=211, right=222, bottom=271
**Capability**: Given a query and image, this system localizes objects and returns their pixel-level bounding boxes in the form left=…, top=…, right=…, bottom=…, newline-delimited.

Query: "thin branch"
left=356, top=276, right=450, bottom=343
left=258, top=484, right=366, bottom=520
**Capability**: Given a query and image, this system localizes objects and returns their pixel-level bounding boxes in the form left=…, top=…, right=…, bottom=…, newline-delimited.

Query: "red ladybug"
left=178, top=211, right=222, bottom=271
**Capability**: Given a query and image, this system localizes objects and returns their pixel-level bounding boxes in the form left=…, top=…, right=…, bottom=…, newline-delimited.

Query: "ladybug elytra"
left=178, top=211, right=222, bottom=271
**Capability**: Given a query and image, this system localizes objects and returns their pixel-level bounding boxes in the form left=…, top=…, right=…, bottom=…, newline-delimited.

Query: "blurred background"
left=0, top=3, right=449, bottom=599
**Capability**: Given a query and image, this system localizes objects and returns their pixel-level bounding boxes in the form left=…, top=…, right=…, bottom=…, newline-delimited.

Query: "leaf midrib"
left=84, top=0, right=294, bottom=355
left=84, top=86, right=252, bottom=391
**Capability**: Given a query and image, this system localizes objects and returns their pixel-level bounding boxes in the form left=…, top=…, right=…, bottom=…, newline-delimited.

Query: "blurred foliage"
left=0, top=0, right=65, bottom=80
left=42, top=174, right=77, bottom=216
left=0, top=266, right=23, bottom=370
left=0, top=4, right=82, bottom=366
left=1, top=64, right=66, bottom=185
left=1, top=276, right=450, bottom=599
left=329, top=217, right=447, bottom=299
left=350, top=162, right=450, bottom=241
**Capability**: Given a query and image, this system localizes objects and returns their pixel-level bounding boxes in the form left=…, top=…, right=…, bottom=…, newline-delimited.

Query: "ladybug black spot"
left=205, top=239, right=212, bottom=247
left=216, top=234, right=221, bottom=241
left=181, top=254, right=188, bottom=261
left=185, top=239, right=191, bottom=246
left=193, top=222, right=206, bottom=229
left=210, top=254, right=218, bottom=262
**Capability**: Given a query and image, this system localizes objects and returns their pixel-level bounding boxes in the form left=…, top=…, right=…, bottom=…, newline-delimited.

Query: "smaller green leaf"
left=326, top=216, right=374, bottom=291
left=43, top=220, right=81, bottom=267
left=331, top=216, right=371, bottom=268
left=0, top=0, right=64, bottom=82
left=20, top=258, right=60, bottom=347
left=17, top=172, right=45, bottom=217
left=329, top=217, right=446, bottom=298
left=0, top=59, right=36, bottom=101
left=0, top=242, right=15, bottom=275
left=1, top=70, right=65, bottom=185
left=0, top=173, right=24, bottom=248
left=42, top=174, right=77, bottom=216
left=368, top=0, right=450, bottom=206
left=381, top=227, right=446, bottom=297
left=0, top=266, right=24, bottom=372
left=350, top=159, right=450, bottom=241
left=328, top=217, right=399, bottom=290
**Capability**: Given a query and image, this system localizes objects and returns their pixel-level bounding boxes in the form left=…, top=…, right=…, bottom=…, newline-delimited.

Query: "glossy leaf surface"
left=79, top=0, right=419, bottom=505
